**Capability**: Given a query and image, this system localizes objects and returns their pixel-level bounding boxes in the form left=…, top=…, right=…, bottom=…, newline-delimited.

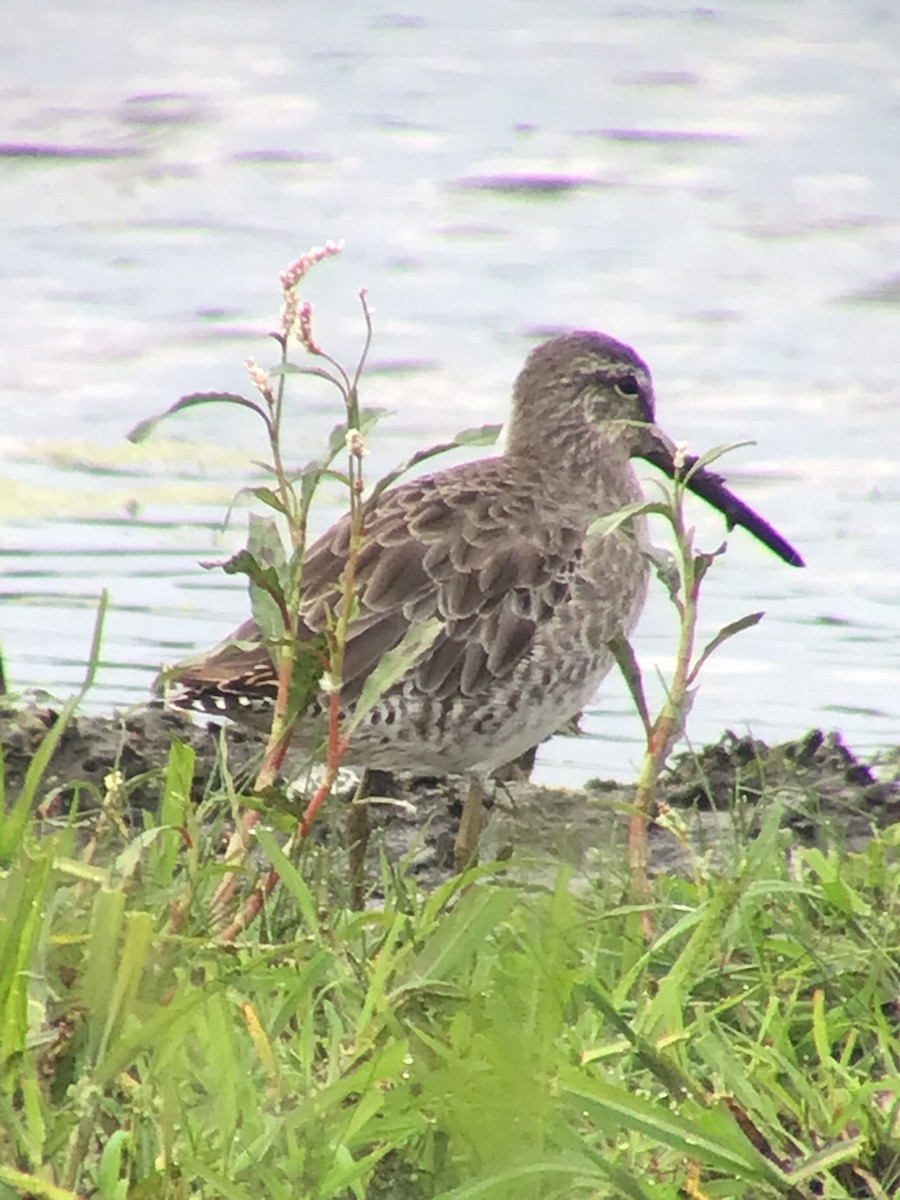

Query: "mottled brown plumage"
left=164, top=331, right=802, bottom=780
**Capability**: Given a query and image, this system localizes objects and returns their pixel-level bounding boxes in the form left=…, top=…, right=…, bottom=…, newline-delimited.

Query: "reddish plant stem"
left=217, top=312, right=369, bottom=941
left=629, top=488, right=700, bottom=939
left=256, top=646, right=298, bottom=791
left=301, top=691, right=350, bottom=837
left=212, top=654, right=299, bottom=927
left=220, top=696, right=351, bottom=943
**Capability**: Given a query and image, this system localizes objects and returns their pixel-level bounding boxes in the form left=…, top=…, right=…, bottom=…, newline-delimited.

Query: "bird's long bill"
left=642, top=446, right=805, bottom=567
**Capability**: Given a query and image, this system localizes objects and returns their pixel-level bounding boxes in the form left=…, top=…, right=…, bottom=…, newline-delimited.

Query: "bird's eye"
left=614, top=374, right=641, bottom=399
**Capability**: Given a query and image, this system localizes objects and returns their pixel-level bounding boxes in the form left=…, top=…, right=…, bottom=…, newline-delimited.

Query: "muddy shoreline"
left=2, top=701, right=898, bottom=887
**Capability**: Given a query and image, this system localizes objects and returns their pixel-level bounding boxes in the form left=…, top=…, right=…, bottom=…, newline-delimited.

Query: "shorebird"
left=164, top=331, right=803, bottom=877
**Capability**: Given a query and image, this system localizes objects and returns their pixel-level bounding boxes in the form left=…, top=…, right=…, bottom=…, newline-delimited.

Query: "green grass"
left=2, top=736, right=899, bottom=1199
left=3, top=255, right=898, bottom=1196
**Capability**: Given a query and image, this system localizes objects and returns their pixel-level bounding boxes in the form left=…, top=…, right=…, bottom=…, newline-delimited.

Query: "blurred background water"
left=1, top=0, right=898, bottom=785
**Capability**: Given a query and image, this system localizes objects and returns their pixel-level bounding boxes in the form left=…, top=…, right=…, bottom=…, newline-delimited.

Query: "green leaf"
left=389, top=1156, right=652, bottom=1200
left=448, top=422, right=505, bottom=448
left=391, top=886, right=518, bottom=994
left=688, top=611, right=764, bottom=684
left=254, top=826, right=321, bottom=935
left=683, top=439, right=756, bottom=480
left=606, top=633, right=651, bottom=738
left=588, top=500, right=670, bottom=539
left=368, top=423, right=502, bottom=504
left=645, top=545, right=682, bottom=606
left=783, top=1136, right=866, bottom=1185
left=346, top=618, right=443, bottom=732
left=0, top=849, right=53, bottom=1074
left=297, top=465, right=352, bottom=511
left=218, top=477, right=291, bottom=535
left=0, top=592, right=108, bottom=862
left=247, top=511, right=288, bottom=573
left=113, top=828, right=175, bottom=880
left=357, top=405, right=390, bottom=437
left=691, top=545, right=724, bottom=589
left=206, top=548, right=281, bottom=589
left=287, top=634, right=329, bottom=722
left=247, top=513, right=289, bottom=641
left=248, top=458, right=277, bottom=476
left=201, top=541, right=287, bottom=641
left=126, top=392, right=269, bottom=443
left=82, top=887, right=127, bottom=1061
left=268, top=362, right=342, bottom=388
left=153, top=740, right=194, bottom=887
left=0, top=1167, right=80, bottom=1200
left=560, top=1070, right=788, bottom=1185
left=97, top=1129, right=130, bottom=1200
left=580, top=975, right=697, bottom=1097
left=248, top=486, right=287, bottom=515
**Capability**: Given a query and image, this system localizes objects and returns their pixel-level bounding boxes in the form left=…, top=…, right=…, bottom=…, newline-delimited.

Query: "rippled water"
left=2, top=1, right=898, bottom=784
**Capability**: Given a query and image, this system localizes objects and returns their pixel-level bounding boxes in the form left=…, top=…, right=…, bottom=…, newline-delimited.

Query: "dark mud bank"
left=2, top=702, right=898, bottom=885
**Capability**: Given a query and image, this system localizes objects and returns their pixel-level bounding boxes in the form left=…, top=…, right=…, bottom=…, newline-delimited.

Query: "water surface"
left=2, top=0, right=898, bottom=784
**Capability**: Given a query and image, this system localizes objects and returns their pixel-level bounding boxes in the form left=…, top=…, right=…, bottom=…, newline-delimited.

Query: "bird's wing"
left=167, top=462, right=584, bottom=709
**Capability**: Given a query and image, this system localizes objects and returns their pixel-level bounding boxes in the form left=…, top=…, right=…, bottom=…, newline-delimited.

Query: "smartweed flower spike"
left=277, top=241, right=344, bottom=345
left=279, top=240, right=345, bottom=291
left=345, top=428, right=367, bottom=459
left=673, top=441, right=689, bottom=474
left=279, top=288, right=299, bottom=339
left=294, top=300, right=320, bottom=354
left=245, top=357, right=274, bottom=405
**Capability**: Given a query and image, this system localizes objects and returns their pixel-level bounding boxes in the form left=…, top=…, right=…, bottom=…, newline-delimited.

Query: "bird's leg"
left=454, top=772, right=486, bottom=872
left=347, top=770, right=371, bottom=910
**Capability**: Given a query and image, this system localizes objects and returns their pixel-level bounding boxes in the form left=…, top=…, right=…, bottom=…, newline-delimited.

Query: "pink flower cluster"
left=295, top=300, right=319, bottom=354
left=277, top=239, right=344, bottom=351
left=245, top=357, right=274, bottom=403
left=279, top=240, right=344, bottom=291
